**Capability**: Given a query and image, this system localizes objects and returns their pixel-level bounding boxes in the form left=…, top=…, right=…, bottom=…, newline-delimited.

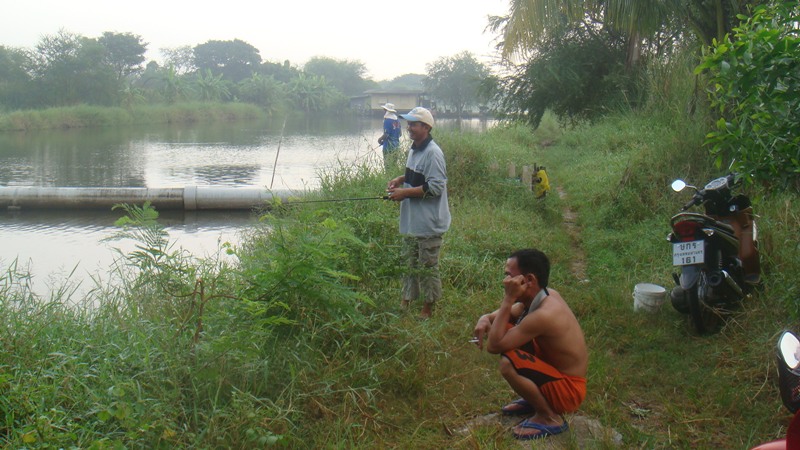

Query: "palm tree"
left=492, top=0, right=762, bottom=68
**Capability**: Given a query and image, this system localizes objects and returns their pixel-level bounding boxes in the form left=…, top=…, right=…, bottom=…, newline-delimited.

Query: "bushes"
left=699, top=2, right=800, bottom=190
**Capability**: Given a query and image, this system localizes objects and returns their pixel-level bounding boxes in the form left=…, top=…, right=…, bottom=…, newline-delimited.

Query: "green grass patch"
left=0, top=102, right=266, bottom=131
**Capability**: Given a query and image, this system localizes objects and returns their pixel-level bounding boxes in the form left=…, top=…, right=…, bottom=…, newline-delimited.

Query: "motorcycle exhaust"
left=707, top=270, right=744, bottom=299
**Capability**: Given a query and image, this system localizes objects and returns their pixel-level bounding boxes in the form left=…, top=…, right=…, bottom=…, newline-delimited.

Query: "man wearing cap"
left=386, top=106, right=451, bottom=319
left=378, top=103, right=401, bottom=167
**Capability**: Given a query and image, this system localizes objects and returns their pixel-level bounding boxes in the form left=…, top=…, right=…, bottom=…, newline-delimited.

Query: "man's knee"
left=499, top=357, right=517, bottom=378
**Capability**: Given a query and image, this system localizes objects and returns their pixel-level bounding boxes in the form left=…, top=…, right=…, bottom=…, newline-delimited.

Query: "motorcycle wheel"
left=687, top=276, right=723, bottom=335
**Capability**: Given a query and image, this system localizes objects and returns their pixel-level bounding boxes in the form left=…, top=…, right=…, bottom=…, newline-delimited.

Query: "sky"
left=1, top=0, right=510, bottom=81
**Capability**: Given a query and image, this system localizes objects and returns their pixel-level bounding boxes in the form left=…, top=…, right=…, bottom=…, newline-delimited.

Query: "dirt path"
left=557, top=186, right=588, bottom=283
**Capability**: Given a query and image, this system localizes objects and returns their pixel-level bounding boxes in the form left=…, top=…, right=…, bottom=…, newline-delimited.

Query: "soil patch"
left=557, top=186, right=588, bottom=283
left=455, top=412, right=623, bottom=447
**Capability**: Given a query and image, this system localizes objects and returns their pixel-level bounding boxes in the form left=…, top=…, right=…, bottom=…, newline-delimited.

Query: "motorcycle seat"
left=670, top=212, right=737, bottom=236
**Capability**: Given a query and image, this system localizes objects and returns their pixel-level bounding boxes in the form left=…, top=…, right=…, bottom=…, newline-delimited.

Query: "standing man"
left=377, top=103, right=401, bottom=168
left=472, top=249, right=588, bottom=440
left=386, top=107, right=451, bottom=319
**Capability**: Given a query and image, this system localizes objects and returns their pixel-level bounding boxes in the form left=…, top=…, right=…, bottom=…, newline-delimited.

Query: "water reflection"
left=0, top=208, right=256, bottom=299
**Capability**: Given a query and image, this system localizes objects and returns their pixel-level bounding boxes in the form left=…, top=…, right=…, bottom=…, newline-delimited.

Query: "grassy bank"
left=0, top=109, right=797, bottom=448
left=0, top=102, right=266, bottom=131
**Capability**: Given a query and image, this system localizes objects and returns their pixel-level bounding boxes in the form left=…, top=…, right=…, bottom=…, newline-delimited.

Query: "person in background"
left=378, top=103, right=401, bottom=168
left=472, top=249, right=588, bottom=440
left=386, top=106, right=451, bottom=319
left=533, top=165, right=550, bottom=199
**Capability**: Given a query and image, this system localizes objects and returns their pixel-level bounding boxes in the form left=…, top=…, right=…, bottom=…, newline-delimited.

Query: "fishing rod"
left=283, top=195, right=389, bottom=204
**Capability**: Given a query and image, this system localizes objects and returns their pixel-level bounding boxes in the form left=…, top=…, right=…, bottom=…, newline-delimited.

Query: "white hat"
left=381, top=103, right=397, bottom=113
left=400, top=106, right=434, bottom=128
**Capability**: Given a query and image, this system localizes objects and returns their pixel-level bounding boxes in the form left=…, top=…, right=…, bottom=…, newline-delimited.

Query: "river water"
left=0, top=116, right=492, bottom=299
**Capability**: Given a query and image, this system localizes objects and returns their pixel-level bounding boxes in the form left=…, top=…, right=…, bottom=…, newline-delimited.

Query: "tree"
left=160, top=46, right=196, bottom=75
left=491, top=0, right=768, bottom=67
left=260, top=60, right=300, bottom=83
left=381, top=73, right=425, bottom=90
left=97, top=31, right=147, bottom=81
left=303, top=56, right=376, bottom=96
left=497, top=21, right=631, bottom=128
left=287, top=73, right=340, bottom=113
left=699, top=1, right=800, bottom=189
left=159, top=65, right=192, bottom=104
left=423, top=52, right=489, bottom=117
left=677, top=0, right=770, bottom=47
left=29, top=30, right=118, bottom=107
left=238, top=73, right=287, bottom=116
left=193, top=39, right=261, bottom=83
left=0, top=45, right=32, bottom=110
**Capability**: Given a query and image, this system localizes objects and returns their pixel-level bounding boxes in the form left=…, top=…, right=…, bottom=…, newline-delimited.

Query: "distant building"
left=350, top=89, right=433, bottom=115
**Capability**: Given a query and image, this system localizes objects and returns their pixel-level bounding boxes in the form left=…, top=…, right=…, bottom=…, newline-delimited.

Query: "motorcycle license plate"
left=673, top=240, right=704, bottom=266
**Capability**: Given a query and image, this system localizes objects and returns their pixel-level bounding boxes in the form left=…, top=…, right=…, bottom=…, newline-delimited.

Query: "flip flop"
left=512, top=417, right=569, bottom=440
left=500, top=398, right=535, bottom=416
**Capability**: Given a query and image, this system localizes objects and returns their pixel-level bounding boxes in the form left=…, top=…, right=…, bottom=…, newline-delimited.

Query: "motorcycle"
left=667, top=173, right=760, bottom=334
left=751, top=330, right=800, bottom=449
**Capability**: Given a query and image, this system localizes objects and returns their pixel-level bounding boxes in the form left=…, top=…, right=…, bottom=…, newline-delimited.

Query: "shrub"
left=698, top=2, right=800, bottom=190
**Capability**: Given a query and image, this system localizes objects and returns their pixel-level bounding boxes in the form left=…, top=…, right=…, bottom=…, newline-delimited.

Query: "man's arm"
left=485, top=275, right=544, bottom=354
left=473, top=302, right=527, bottom=350
left=387, top=185, right=424, bottom=201
left=473, top=309, right=499, bottom=350
left=486, top=307, right=553, bottom=354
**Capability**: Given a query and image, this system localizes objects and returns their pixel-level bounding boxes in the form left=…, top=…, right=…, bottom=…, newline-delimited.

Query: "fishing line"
left=269, top=117, right=288, bottom=190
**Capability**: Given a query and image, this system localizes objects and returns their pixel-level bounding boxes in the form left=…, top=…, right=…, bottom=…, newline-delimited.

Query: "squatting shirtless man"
left=472, top=248, right=588, bottom=440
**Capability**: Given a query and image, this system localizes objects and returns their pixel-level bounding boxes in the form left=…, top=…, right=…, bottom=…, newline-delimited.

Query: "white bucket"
left=633, top=283, right=667, bottom=312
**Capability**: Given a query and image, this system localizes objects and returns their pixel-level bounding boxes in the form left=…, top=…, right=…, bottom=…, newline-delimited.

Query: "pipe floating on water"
left=0, top=186, right=295, bottom=211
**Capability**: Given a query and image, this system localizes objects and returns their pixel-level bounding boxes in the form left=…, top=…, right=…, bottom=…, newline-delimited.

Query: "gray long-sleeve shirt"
left=399, top=136, right=451, bottom=236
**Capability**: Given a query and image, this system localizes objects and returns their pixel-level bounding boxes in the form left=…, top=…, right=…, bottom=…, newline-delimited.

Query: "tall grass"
left=0, top=101, right=798, bottom=448
left=0, top=102, right=265, bottom=132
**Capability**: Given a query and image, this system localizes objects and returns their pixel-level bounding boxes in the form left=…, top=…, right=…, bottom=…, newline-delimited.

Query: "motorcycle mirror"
left=671, top=179, right=687, bottom=192
left=780, top=331, right=800, bottom=369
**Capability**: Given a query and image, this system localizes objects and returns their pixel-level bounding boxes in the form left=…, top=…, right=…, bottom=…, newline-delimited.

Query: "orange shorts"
left=502, top=346, right=587, bottom=414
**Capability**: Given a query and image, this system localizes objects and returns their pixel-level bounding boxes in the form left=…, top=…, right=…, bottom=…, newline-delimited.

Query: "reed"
left=0, top=103, right=265, bottom=131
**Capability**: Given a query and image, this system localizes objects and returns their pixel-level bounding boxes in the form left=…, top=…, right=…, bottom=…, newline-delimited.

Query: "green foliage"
left=380, top=73, right=425, bottom=90
left=97, top=31, right=147, bottom=81
left=29, top=30, right=121, bottom=107
left=192, top=69, right=231, bottom=102
left=0, top=33, right=357, bottom=114
left=698, top=2, right=800, bottom=190
left=0, top=102, right=264, bottom=131
left=0, top=46, right=31, bottom=111
left=423, top=51, right=490, bottom=116
left=236, top=212, right=374, bottom=329
left=287, top=73, right=343, bottom=113
left=303, top=56, right=378, bottom=96
left=236, top=73, right=288, bottom=116
left=493, top=0, right=762, bottom=61
left=499, top=21, right=636, bottom=128
left=193, top=39, right=261, bottom=83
